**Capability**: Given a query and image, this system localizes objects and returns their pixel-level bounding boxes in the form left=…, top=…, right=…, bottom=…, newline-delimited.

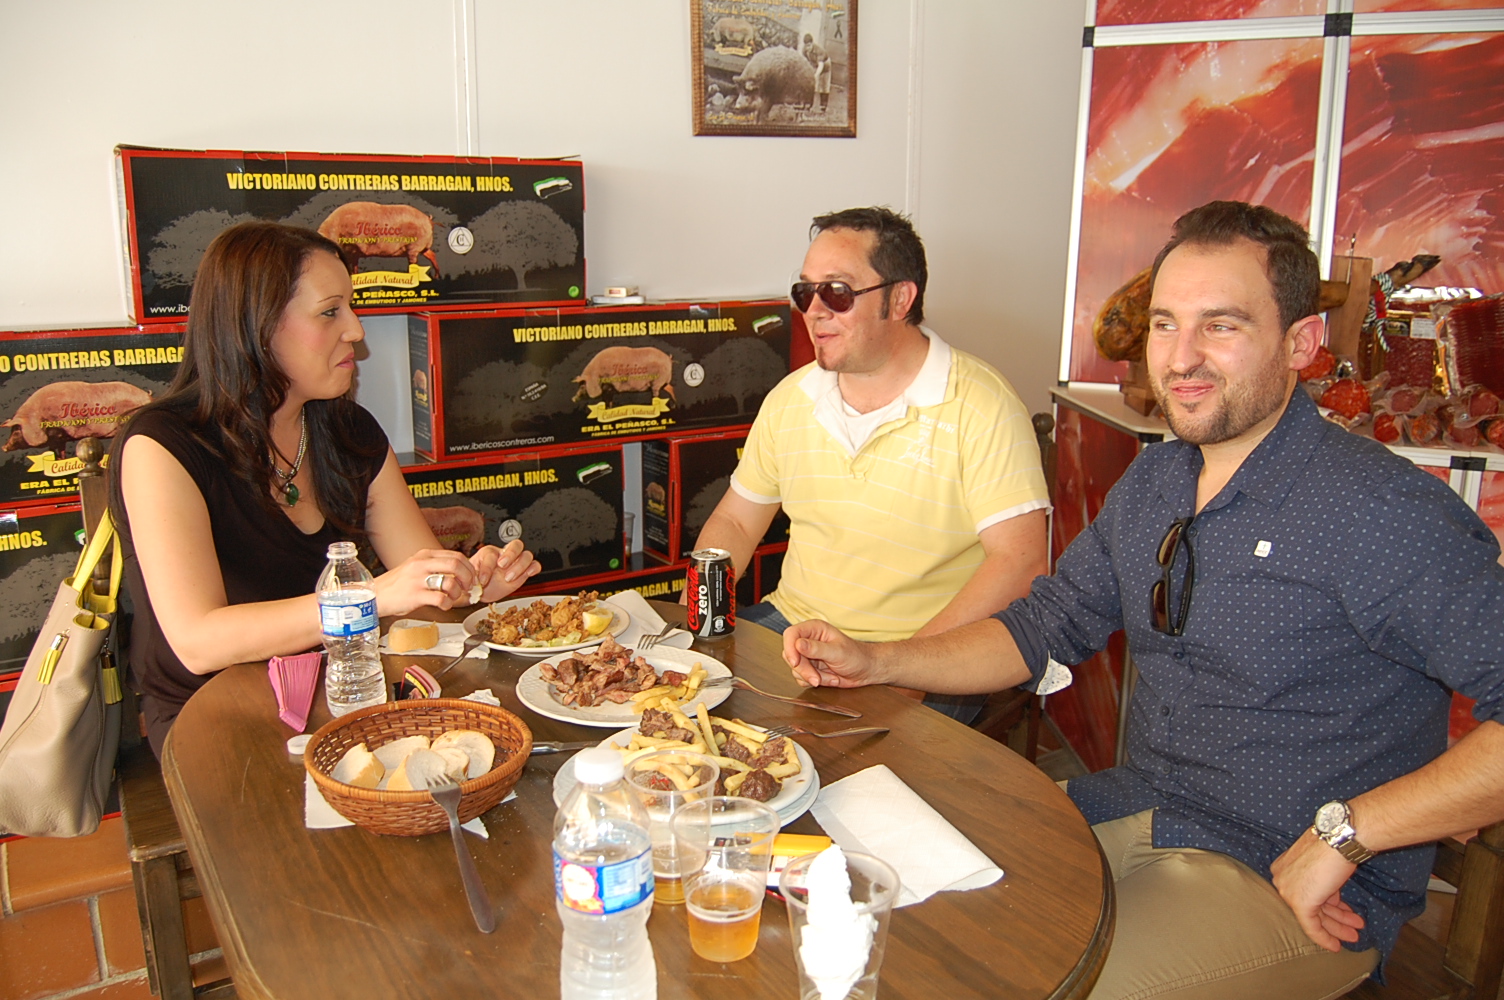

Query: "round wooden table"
left=163, top=603, right=1112, bottom=999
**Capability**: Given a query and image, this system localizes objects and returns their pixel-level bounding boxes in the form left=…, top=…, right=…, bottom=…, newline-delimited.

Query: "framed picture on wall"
left=691, top=0, right=856, bottom=138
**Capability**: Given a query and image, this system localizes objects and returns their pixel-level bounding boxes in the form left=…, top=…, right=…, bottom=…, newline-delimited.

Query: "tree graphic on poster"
left=679, top=338, right=787, bottom=413
left=685, top=476, right=730, bottom=539
left=147, top=209, right=256, bottom=287
left=517, top=488, right=615, bottom=568
left=468, top=201, right=579, bottom=289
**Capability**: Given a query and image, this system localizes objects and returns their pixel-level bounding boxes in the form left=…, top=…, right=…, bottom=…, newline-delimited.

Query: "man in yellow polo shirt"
left=688, top=206, right=1050, bottom=722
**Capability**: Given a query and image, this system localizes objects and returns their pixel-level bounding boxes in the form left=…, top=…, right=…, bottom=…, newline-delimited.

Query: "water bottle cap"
left=573, top=746, right=625, bottom=785
left=327, top=541, right=358, bottom=559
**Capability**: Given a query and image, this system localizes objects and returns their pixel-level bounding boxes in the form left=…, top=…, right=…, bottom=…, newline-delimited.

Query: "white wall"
left=0, top=0, right=1081, bottom=416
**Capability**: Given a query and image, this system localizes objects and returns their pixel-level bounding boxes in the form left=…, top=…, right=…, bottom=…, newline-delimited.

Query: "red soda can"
left=686, top=548, right=736, bottom=637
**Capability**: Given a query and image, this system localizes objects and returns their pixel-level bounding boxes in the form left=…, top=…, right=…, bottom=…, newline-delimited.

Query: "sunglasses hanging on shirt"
left=790, top=279, right=897, bottom=313
left=1151, top=517, right=1195, bottom=636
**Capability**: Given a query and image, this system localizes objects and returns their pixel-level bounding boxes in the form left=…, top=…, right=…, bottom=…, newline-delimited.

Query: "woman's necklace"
left=271, top=411, right=308, bottom=507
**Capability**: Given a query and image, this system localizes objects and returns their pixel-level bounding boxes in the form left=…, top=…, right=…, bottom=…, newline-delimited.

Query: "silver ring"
left=424, top=573, right=447, bottom=591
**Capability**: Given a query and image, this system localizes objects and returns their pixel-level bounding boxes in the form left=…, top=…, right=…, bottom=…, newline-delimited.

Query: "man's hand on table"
left=1270, top=830, right=1364, bottom=952
left=783, top=619, right=885, bottom=688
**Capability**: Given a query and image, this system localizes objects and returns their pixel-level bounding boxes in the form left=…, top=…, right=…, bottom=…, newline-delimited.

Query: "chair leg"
left=1023, top=696, right=1043, bottom=764
left=135, top=855, right=194, bottom=1000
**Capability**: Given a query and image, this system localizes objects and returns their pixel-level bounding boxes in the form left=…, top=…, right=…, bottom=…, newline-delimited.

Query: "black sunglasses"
left=1151, top=517, right=1195, bottom=636
left=790, top=280, right=897, bottom=313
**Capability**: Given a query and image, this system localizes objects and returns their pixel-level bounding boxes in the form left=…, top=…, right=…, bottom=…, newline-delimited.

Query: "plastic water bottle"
left=554, top=747, right=657, bottom=1000
left=317, top=541, right=386, bottom=717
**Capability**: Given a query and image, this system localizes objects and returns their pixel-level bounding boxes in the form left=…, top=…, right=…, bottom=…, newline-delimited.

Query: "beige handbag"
left=0, top=513, right=124, bottom=838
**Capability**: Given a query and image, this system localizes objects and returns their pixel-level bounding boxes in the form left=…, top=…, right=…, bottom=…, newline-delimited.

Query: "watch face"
left=1315, top=801, right=1348, bottom=834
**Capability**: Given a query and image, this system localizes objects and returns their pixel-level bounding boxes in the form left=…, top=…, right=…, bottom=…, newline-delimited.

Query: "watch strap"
left=1312, top=823, right=1375, bottom=865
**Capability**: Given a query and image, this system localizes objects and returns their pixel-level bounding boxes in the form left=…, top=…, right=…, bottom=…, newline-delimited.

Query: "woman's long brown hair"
left=110, top=221, right=385, bottom=539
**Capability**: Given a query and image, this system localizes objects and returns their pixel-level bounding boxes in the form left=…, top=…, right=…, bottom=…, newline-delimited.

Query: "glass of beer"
left=623, top=750, right=719, bottom=905
left=671, top=796, right=780, bottom=962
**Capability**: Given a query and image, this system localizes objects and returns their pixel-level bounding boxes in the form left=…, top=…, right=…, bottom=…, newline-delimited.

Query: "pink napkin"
left=268, top=651, right=323, bottom=732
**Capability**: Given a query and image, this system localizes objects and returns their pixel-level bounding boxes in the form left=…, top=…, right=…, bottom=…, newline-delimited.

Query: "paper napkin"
left=379, top=621, right=485, bottom=659
left=303, top=773, right=508, bottom=838
left=268, top=652, right=323, bottom=732
left=608, top=589, right=694, bottom=650
left=809, top=764, right=1003, bottom=907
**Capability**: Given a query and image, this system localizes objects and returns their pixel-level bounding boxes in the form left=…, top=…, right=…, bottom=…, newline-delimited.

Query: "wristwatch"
left=1313, top=800, right=1375, bottom=864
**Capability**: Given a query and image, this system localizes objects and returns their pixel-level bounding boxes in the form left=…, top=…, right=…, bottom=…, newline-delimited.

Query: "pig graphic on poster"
left=420, top=506, right=486, bottom=555
left=318, top=202, right=441, bottom=276
left=572, top=347, right=676, bottom=405
left=1, top=382, right=152, bottom=452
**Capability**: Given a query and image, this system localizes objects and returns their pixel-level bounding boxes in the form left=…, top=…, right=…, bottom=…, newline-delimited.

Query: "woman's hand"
left=469, top=541, right=541, bottom=602
left=373, top=548, right=484, bottom=616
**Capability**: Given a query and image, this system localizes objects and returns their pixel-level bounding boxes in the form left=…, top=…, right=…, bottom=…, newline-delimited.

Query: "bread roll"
left=434, top=746, right=472, bottom=783
left=431, top=729, right=496, bottom=779
left=373, top=735, right=430, bottom=772
left=388, top=619, right=440, bottom=653
left=387, top=749, right=450, bottom=791
left=331, top=743, right=384, bottom=789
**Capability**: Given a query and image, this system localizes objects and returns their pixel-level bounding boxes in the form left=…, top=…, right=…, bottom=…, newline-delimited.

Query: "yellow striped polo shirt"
left=730, top=330, right=1049, bottom=642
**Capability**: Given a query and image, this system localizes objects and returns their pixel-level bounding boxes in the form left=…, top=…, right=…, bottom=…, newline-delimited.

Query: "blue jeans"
left=738, top=600, right=793, bottom=634
left=737, top=602, right=988, bottom=726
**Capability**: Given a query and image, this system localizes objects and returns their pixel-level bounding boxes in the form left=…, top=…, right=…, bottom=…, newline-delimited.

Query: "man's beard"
left=1152, top=355, right=1291, bottom=445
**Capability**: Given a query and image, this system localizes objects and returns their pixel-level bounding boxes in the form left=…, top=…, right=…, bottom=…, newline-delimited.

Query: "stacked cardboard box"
left=641, top=430, right=789, bottom=563
left=399, top=447, right=627, bottom=588
left=0, top=326, right=185, bottom=698
left=117, top=147, right=586, bottom=320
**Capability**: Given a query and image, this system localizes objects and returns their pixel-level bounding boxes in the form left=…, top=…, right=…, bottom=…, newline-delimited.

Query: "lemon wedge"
left=582, top=607, right=612, bottom=635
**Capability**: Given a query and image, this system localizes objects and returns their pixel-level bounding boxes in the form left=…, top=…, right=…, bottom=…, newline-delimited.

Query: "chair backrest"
left=77, top=437, right=111, bottom=589
left=77, top=436, right=140, bottom=748
left=1032, top=412, right=1057, bottom=507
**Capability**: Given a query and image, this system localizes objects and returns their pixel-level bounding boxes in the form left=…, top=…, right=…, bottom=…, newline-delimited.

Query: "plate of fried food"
left=462, top=591, right=629, bottom=654
left=550, top=707, right=820, bottom=825
left=515, top=640, right=732, bottom=727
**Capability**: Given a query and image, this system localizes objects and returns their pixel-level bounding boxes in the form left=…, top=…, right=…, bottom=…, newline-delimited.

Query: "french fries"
left=712, top=717, right=768, bottom=743
left=609, top=709, right=807, bottom=804
left=694, top=702, right=718, bottom=752
left=628, top=663, right=710, bottom=716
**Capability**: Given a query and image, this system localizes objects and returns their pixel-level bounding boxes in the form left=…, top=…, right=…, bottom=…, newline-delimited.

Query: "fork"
left=761, top=724, right=890, bottom=740
left=634, top=622, right=679, bottom=651
left=699, top=676, right=862, bottom=718
left=434, top=633, right=486, bottom=679
left=426, top=777, right=496, bottom=933
left=529, top=740, right=600, bottom=755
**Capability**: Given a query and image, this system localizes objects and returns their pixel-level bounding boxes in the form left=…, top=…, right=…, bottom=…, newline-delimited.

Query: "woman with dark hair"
left=111, top=221, right=539, bottom=756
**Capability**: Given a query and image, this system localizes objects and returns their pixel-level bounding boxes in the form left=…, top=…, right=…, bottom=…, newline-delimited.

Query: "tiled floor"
left=0, top=817, right=228, bottom=1000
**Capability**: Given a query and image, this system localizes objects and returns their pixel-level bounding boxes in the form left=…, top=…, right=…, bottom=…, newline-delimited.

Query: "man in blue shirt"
left=781, top=201, right=1504, bottom=999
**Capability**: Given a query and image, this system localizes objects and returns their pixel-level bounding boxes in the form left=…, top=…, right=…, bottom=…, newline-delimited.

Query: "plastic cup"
left=671, top=796, right=780, bottom=961
left=623, top=750, right=720, bottom=905
left=780, top=851, right=900, bottom=1000
left=623, top=511, right=637, bottom=557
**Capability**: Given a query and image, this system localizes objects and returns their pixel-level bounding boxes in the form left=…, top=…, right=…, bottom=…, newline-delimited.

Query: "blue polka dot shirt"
left=998, top=388, right=1504, bottom=962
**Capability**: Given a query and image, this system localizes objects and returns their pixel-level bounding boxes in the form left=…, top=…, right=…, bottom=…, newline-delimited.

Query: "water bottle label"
left=553, top=848, right=652, bottom=914
left=319, top=598, right=377, bottom=637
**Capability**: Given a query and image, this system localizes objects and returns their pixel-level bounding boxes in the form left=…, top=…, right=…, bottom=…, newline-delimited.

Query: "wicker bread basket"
left=305, top=699, right=532, bottom=836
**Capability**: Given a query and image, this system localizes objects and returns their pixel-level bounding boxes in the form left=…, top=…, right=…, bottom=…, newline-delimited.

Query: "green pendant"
left=283, top=483, right=300, bottom=506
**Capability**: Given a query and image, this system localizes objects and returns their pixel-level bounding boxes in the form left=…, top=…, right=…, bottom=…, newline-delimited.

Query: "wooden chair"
left=971, top=412, right=1057, bottom=762
left=78, top=439, right=234, bottom=1000
left=1345, top=820, right=1504, bottom=1000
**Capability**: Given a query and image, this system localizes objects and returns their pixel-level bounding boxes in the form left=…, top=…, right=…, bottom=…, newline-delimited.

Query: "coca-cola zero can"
left=686, top=547, right=735, bottom=637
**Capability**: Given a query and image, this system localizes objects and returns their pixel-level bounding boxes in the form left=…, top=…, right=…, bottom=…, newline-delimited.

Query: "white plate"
left=516, top=646, right=732, bottom=728
left=550, top=721, right=819, bottom=826
left=462, top=596, right=630, bottom=655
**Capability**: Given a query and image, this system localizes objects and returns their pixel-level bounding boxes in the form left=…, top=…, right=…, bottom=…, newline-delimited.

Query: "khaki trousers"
left=1084, top=806, right=1379, bottom=1000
